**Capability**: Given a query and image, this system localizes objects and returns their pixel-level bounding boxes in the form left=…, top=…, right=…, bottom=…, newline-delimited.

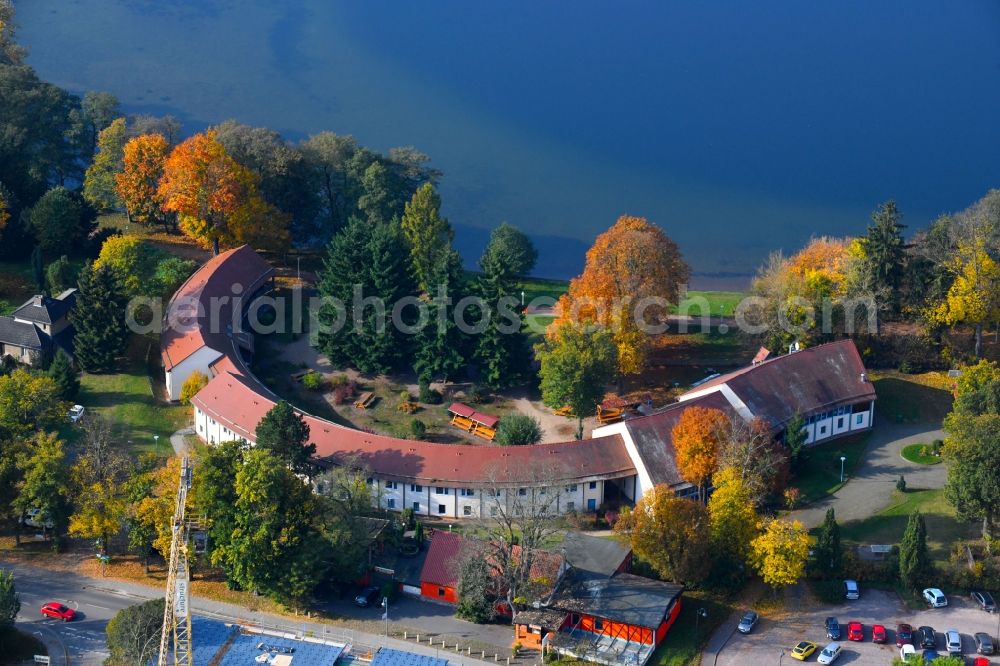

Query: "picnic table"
left=354, top=391, right=375, bottom=410
left=448, top=403, right=498, bottom=441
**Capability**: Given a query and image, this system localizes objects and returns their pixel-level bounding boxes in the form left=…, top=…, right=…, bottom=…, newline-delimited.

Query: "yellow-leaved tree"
left=750, top=518, right=811, bottom=589
left=180, top=370, right=209, bottom=406
left=925, top=240, right=1000, bottom=359
left=708, top=466, right=759, bottom=566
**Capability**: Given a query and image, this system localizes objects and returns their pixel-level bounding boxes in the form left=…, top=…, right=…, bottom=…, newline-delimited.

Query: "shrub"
left=932, top=439, right=943, bottom=455
left=784, top=487, right=802, bottom=510
left=331, top=380, right=357, bottom=405
left=410, top=419, right=427, bottom=439
left=495, top=414, right=542, bottom=446
left=329, top=374, right=350, bottom=387
left=919, top=445, right=930, bottom=458
left=467, top=384, right=487, bottom=404
left=418, top=380, right=442, bottom=404
left=896, top=475, right=907, bottom=492
left=301, top=371, right=326, bottom=391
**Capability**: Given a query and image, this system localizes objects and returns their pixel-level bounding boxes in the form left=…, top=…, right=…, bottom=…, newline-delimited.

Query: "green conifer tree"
left=71, top=263, right=127, bottom=373
left=813, top=508, right=843, bottom=577
left=899, top=510, right=930, bottom=589
left=47, top=350, right=79, bottom=401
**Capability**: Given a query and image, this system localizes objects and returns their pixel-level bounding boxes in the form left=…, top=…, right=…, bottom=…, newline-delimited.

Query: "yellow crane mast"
left=157, top=456, right=194, bottom=666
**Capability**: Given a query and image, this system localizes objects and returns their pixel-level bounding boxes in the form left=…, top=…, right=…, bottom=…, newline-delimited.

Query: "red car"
left=896, top=623, right=914, bottom=648
left=872, top=624, right=887, bottom=643
left=847, top=621, right=864, bottom=641
left=40, top=602, right=75, bottom=621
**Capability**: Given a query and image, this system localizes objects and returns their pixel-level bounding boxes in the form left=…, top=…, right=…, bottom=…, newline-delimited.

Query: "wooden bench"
left=596, top=406, right=623, bottom=424
left=354, top=391, right=375, bottom=410
left=554, top=406, right=573, bottom=417
left=472, top=423, right=496, bottom=441
left=450, top=414, right=476, bottom=431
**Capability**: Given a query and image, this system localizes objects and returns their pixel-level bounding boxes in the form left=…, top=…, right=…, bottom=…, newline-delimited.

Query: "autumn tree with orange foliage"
left=553, top=215, right=689, bottom=380
left=116, top=133, right=170, bottom=229
left=671, top=405, right=730, bottom=501
left=157, top=130, right=289, bottom=255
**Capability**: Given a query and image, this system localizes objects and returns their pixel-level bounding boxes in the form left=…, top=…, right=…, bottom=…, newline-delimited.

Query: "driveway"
left=714, top=587, right=1000, bottom=666
left=792, top=422, right=947, bottom=529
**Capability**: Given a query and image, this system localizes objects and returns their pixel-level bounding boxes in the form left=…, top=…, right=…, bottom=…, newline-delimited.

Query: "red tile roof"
left=420, top=531, right=467, bottom=587
left=160, top=246, right=274, bottom=370
left=191, top=370, right=636, bottom=485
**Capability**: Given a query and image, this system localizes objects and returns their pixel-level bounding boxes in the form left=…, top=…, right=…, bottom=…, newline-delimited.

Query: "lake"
left=15, top=1, right=1000, bottom=283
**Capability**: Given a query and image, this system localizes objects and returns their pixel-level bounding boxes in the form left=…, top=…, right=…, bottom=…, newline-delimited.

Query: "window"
left=461, top=488, right=475, bottom=497
left=463, top=505, right=472, bottom=516
left=565, top=484, right=577, bottom=493
left=386, top=481, right=398, bottom=490
left=490, top=507, right=499, bottom=517
left=198, top=425, right=203, bottom=432
left=518, top=488, right=527, bottom=496
left=366, top=478, right=374, bottom=486
left=387, top=498, right=396, bottom=509
left=588, top=481, right=597, bottom=490
left=437, top=504, right=446, bottom=514
left=435, top=487, right=448, bottom=495
left=538, top=488, right=546, bottom=495
left=438, top=587, right=446, bottom=597
left=856, top=414, right=864, bottom=424
left=411, top=484, right=422, bottom=493
left=412, top=501, right=420, bottom=511
left=594, top=618, right=604, bottom=631
left=566, top=501, right=575, bottom=511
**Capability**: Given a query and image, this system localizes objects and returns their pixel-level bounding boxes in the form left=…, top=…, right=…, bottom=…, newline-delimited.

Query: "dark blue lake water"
left=16, top=1, right=1000, bottom=282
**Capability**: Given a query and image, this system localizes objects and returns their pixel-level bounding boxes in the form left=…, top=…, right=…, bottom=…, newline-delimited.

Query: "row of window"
left=807, top=404, right=859, bottom=424
left=385, top=498, right=598, bottom=515
left=370, top=481, right=599, bottom=495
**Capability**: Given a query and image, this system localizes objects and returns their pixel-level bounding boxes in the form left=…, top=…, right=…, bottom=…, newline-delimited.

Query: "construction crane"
left=157, top=456, right=194, bottom=666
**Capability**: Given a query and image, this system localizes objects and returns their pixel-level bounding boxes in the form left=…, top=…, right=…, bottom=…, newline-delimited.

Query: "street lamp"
left=694, top=607, right=707, bottom=640
left=840, top=456, right=847, bottom=483
left=521, top=290, right=525, bottom=307
left=154, top=434, right=160, bottom=453
left=779, top=648, right=785, bottom=665
left=381, top=596, right=389, bottom=637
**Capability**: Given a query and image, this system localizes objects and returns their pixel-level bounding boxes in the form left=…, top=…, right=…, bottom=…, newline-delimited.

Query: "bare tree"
left=717, top=416, right=788, bottom=507
left=477, top=462, right=567, bottom=620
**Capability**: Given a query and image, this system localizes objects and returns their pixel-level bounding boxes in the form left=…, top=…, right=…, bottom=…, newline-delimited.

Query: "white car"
left=68, top=405, right=85, bottom=423
left=945, top=629, right=962, bottom=654
left=922, top=587, right=948, bottom=607
left=21, top=508, right=54, bottom=529
left=899, top=644, right=917, bottom=661
left=817, top=642, right=842, bottom=664
left=843, top=579, right=859, bottom=600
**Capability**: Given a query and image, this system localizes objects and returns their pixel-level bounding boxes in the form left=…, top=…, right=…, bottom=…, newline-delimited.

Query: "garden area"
left=785, top=433, right=871, bottom=506
left=900, top=442, right=943, bottom=465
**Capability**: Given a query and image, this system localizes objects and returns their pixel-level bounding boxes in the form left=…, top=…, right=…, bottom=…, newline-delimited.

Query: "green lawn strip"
left=673, top=291, right=747, bottom=318
left=76, top=341, right=188, bottom=456
left=791, top=433, right=871, bottom=505
left=900, top=443, right=942, bottom=465
left=648, top=589, right=736, bottom=666
left=872, top=375, right=953, bottom=425
left=518, top=276, right=569, bottom=305
left=839, top=489, right=978, bottom=565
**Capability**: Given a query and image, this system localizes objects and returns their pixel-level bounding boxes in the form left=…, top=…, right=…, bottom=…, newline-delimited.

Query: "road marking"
left=84, top=603, right=112, bottom=610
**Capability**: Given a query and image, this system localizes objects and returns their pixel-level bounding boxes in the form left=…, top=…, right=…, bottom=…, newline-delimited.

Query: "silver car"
left=945, top=629, right=962, bottom=655
left=737, top=610, right=759, bottom=634
left=817, top=642, right=842, bottom=665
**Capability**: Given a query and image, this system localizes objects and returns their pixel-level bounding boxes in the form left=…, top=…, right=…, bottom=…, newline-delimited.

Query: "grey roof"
left=371, top=648, right=448, bottom=666
left=12, top=290, right=76, bottom=326
left=623, top=392, right=735, bottom=487
left=553, top=571, right=683, bottom=629
left=0, top=316, right=47, bottom=350
left=513, top=608, right=568, bottom=627
left=561, top=532, right=630, bottom=579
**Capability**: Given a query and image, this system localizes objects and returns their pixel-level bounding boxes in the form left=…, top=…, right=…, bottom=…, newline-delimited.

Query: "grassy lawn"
left=900, top=443, right=943, bottom=465
left=872, top=372, right=953, bottom=425
left=673, top=291, right=746, bottom=317
left=76, top=338, right=189, bottom=456
left=839, top=489, right=978, bottom=565
left=648, top=589, right=736, bottom=666
left=519, top=276, right=568, bottom=305
left=791, top=433, right=871, bottom=505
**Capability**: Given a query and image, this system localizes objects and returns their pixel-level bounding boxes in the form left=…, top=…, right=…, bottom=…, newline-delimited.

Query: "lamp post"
left=779, top=648, right=785, bottom=665
left=694, top=607, right=707, bottom=640
left=381, top=596, right=389, bottom=637
left=521, top=290, right=525, bottom=307
left=154, top=434, right=160, bottom=453
left=840, top=456, right=847, bottom=483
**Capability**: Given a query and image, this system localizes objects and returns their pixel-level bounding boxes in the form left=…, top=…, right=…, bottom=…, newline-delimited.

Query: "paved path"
left=170, top=427, right=194, bottom=455
left=791, top=421, right=946, bottom=529
left=3, top=561, right=496, bottom=665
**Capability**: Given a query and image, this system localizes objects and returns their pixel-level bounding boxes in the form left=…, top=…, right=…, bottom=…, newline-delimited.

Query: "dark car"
left=918, top=626, right=936, bottom=649
left=896, top=623, right=914, bottom=648
left=40, top=602, right=75, bottom=621
left=972, top=591, right=997, bottom=613
left=353, top=586, right=380, bottom=607
left=825, top=617, right=841, bottom=640
left=922, top=649, right=940, bottom=661
left=975, top=632, right=995, bottom=655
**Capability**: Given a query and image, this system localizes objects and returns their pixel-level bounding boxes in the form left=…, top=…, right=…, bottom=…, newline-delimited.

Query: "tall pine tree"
left=474, top=227, right=529, bottom=389
left=860, top=200, right=906, bottom=313
left=71, top=263, right=127, bottom=373
left=899, top=510, right=930, bottom=589
left=47, top=350, right=79, bottom=401
left=813, top=508, right=842, bottom=577
left=254, top=400, right=315, bottom=474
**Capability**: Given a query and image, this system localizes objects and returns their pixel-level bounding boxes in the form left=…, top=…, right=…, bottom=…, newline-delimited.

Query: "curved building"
left=166, top=246, right=876, bottom=518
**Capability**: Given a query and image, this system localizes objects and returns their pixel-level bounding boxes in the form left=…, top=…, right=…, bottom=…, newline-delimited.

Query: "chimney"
left=33, top=295, right=43, bottom=306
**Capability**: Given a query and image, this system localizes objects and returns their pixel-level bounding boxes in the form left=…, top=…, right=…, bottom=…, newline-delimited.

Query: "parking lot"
left=715, top=588, right=1000, bottom=666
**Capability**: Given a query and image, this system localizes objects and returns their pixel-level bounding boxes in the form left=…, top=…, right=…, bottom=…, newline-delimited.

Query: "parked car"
left=974, top=632, right=995, bottom=655
left=737, top=610, right=759, bottom=634
left=817, top=642, right=842, bottom=665
left=825, top=617, right=841, bottom=640
left=843, top=579, right=859, bottom=600
left=899, top=644, right=917, bottom=662
left=21, top=508, right=54, bottom=529
left=973, top=657, right=991, bottom=666
left=353, top=586, right=380, bottom=607
left=922, top=587, right=948, bottom=607
left=40, top=602, right=75, bottom=621
left=945, top=629, right=962, bottom=655
left=896, top=623, right=914, bottom=648
left=872, top=624, right=887, bottom=643
left=68, top=404, right=85, bottom=423
left=789, top=641, right=817, bottom=661
left=847, top=621, right=863, bottom=641
left=971, top=590, right=997, bottom=613
left=923, top=649, right=940, bottom=661
left=918, top=625, right=936, bottom=649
